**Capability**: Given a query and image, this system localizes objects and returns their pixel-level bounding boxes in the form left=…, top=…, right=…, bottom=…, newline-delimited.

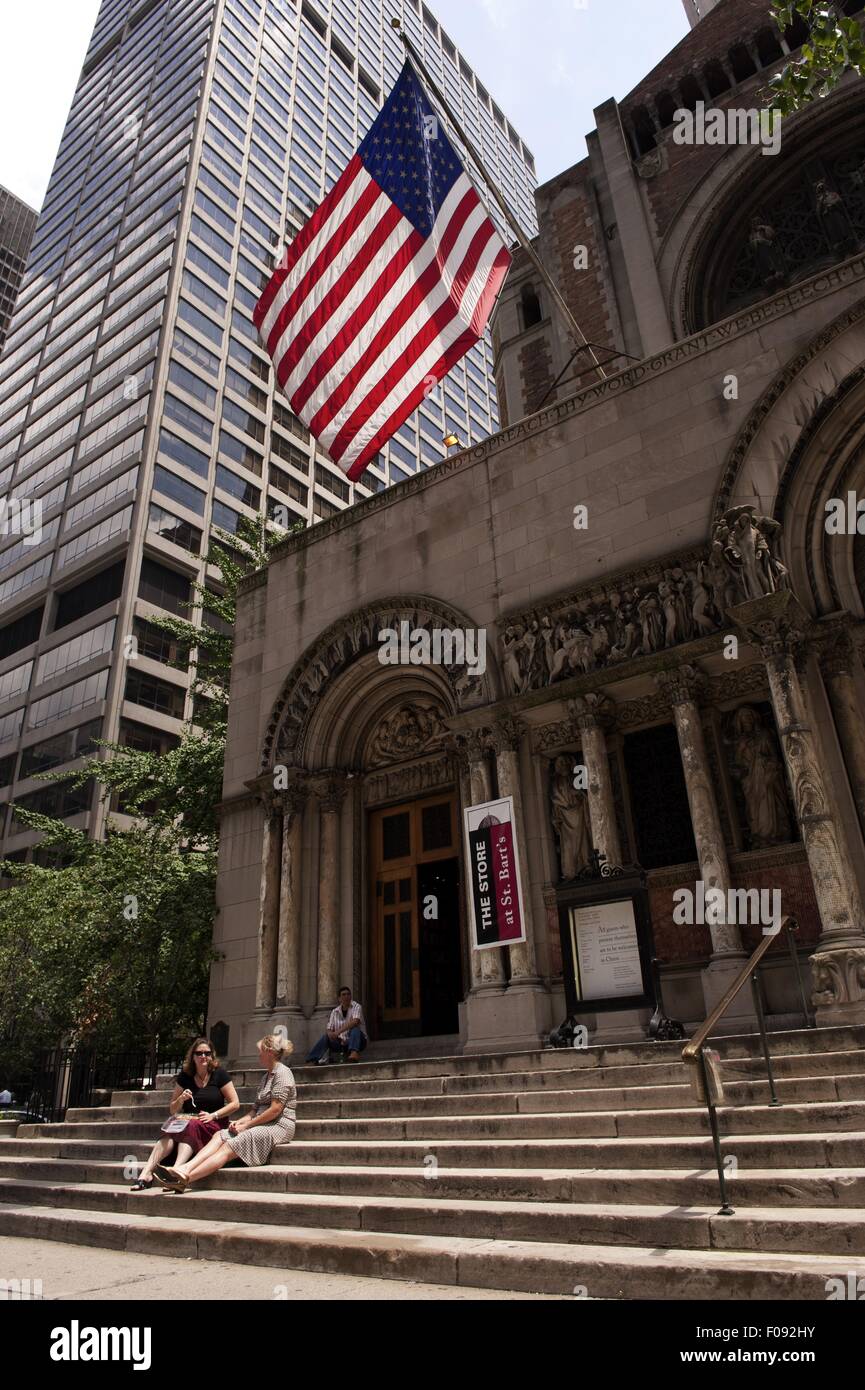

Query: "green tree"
left=0, top=816, right=215, bottom=1074
left=769, top=2, right=865, bottom=113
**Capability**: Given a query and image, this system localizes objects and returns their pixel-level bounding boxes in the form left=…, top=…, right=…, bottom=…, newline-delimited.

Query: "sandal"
left=154, top=1164, right=189, bottom=1192
left=130, top=1178, right=154, bottom=1191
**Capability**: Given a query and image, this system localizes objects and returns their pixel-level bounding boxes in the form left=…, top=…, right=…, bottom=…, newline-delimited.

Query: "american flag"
left=253, top=61, right=512, bottom=482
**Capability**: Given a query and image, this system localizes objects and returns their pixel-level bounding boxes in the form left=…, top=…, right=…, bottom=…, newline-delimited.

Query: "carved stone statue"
left=748, top=215, right=785, bottom=288
left=712, top=507, right=790, bottom=604
left=636, top=590, right=664, bottom=655
left=814, top=180, right=854, bottom=254
left=729, top=705, right=794, bottom=848
left=502, top=624, right=524, bottom=694
left=549, top=754, right=593, bottom=879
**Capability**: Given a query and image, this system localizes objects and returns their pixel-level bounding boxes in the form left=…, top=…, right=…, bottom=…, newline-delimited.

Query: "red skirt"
left=180, top=1117, right=225, bottom=1153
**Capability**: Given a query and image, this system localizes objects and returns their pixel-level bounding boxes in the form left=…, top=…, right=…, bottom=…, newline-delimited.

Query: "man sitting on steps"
left=306, top=986, right=368, bottom=1065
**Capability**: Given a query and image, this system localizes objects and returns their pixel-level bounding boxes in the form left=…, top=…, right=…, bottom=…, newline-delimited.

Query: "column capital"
left=727, top=590, right=811, bottom=666
left=249, top=769, right=311, bottom=816
left=653, top=663, right=705, bottom=707
left=276, top=776, right=310, bottom=816
left=818, top=629, right=857, bottom=681
left=257, top=788, right=280, bottom=817
left=756, top=620, right=807, bottom=666
left=567, top=694, right=615, bottom=731
left=311, top=770, right=350, bottom=812
left=486, top=715, right=526, bottom=755
left=455, top=728, right=489, bottom=765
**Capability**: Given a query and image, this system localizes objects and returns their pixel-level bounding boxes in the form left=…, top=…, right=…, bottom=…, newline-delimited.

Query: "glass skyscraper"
left=0, top=187, right=37, bottom=353
left=0, top=0, right=537, bottom=860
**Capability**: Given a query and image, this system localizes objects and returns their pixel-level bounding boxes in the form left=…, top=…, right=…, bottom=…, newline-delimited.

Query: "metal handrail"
left=683, top=924, right=788, bottom=1063
left=682, top=915, right=810, bottom=1215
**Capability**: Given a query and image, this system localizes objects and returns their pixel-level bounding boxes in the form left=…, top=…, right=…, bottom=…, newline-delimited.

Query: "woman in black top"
left=130, top=1037, right=240, bottom=1191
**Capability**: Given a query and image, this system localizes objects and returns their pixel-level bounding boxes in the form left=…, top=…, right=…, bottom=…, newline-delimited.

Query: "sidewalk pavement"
left=0, top=1236, right=567, bottom=1300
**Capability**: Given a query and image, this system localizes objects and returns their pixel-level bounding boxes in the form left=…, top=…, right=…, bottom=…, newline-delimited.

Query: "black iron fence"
left=2, top=1045, right=187, bottom=1123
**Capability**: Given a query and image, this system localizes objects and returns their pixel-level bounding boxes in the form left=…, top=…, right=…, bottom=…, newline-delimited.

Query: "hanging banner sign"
left=463, top=796, right=527, bottom=950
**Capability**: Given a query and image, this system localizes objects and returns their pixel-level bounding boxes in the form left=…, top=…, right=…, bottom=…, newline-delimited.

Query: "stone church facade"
left=209, top=0, right=865, bottom=1059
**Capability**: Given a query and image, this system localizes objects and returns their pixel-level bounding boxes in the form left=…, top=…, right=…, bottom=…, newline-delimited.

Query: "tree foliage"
left=0, top=819, right=215, bottom=1067
left=769, top=2, right=865, bottom=113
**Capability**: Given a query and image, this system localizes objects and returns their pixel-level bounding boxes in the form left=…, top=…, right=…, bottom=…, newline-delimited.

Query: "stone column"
left=488, top=717, right=537, bottom=981
left=568, top=695, right=623, bottom=867
left=313, top=772, right=348, bottom=1008
left=255, top=794, right=281, bottom=1010
left=275, top=778, right=308, bottom=1011
left=819, top=631, right=865, bottom=847
left=457, top=730, right=506, bottom=989
left=654, top=667, right=742, bottom=957
left=452, top=749, right=475, bottom=994
left=734, top=593, right=865, bottom=1025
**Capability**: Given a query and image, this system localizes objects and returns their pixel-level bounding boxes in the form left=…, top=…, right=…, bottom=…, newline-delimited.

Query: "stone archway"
left=713, top=295, right=865, bottom=620
left=664, top=84, right=865, bottom=337
left=260, top=594, right=500, bottom=774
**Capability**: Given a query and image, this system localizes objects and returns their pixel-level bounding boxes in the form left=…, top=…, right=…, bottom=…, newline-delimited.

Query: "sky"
left=0, top=0, right=689, bottom=211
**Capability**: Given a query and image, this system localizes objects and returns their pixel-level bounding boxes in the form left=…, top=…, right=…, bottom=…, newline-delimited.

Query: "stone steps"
left=2, top=1130, right=863, bottom=1168
left=62, top=1072, right=865, bottom=1123
left=20, top=1098, right=865, bottom=1143
left=2, top=1025, right=864, bottom=1297
left=0, top=1200, right=853, bottom=1299
left=3, top=1157, right=865, bottom=1208
left=124, top=1047, right=865, bottom=1105
left=6, top=1177, right=865, bottom=1257
left=200, top=1026, right=865, bottom=1091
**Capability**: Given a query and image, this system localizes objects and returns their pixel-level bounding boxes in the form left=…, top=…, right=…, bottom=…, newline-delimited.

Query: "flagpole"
left=391, top=21, right=607, bottom=384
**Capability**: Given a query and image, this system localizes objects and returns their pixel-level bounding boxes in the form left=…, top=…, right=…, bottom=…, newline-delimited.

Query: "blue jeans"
left=306, top=1028, right=367, bottom=1062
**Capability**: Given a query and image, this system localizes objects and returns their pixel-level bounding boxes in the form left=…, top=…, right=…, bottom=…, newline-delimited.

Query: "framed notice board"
left=556, top=866, right=655, bottom=1014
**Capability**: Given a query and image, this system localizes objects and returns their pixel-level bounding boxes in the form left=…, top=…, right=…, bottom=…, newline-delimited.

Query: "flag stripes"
left=253, top=62, right=511, bottom=481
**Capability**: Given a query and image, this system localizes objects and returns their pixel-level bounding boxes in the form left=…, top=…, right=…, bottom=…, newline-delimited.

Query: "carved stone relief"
left=263, top=597, right=491, bottom=771
left=500, top=513, right=792, bottom=697
left=811, top=948, right=865, bottom=1008
left=367, top=701, right=448, bottom=766
left=363, top=754, right=454, bottom=807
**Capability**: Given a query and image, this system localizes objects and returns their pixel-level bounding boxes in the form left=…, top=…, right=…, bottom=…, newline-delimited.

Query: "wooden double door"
left=369, top=793, right=463, bottom=1039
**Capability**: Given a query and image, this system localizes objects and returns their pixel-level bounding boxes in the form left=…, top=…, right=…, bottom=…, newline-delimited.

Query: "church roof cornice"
left=236, top=252, right=865, bottom=598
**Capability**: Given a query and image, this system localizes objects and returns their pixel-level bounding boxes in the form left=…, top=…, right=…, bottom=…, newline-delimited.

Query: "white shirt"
left=327, top=1001, right=367, bottom=1039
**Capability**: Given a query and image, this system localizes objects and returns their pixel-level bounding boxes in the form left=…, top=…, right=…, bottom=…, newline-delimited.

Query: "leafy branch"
left=769, top=2, right=865, bottom=113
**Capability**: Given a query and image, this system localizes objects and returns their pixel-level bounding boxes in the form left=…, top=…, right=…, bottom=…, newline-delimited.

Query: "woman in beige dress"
left=154, top=1034, right=296, bottom=1192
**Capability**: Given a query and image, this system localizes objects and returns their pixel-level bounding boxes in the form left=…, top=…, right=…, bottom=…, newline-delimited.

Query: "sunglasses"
left=194, top=1050, right=212, bottom=1057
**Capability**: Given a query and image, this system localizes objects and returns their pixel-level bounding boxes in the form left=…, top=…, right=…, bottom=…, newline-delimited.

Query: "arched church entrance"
left=256, top=596, right=500, bottom=1048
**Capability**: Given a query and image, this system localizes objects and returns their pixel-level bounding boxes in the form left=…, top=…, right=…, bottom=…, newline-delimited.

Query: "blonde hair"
left=183, top=1036, right=219, bottom=1076
left=257, top=1033, right=294, bottom=1059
